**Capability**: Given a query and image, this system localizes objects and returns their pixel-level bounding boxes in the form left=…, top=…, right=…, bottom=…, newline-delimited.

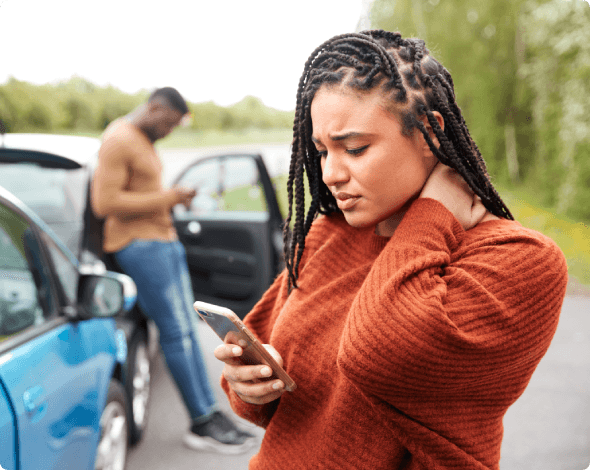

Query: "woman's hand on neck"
left=419, top=163, right=497, bottom=230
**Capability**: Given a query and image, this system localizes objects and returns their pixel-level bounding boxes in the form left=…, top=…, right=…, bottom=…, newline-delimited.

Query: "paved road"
left=126, top=146, right=590, bottom=469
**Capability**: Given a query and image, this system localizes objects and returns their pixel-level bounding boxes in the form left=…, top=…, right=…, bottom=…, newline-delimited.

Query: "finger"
left=235, top=388, right=285, bottom=405
left=223, top=363, right=277, bottom=383
left=223, top=331, right=248, bottom=348
left=230, top=378, right=286, bottom=404
left=214, top=343, right=245, bottom=366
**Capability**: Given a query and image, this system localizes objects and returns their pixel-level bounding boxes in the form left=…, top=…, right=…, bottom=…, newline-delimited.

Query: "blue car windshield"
left=0, top=163, right=88, bottom=224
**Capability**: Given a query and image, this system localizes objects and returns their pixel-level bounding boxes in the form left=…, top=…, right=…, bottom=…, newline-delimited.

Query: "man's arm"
left=91, top=136, right=180, bottom=218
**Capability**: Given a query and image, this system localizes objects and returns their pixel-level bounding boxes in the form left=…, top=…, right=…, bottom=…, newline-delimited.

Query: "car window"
left=176, top=156, right=267, bottom=216
left=0, top=162, right=88, bottom=223
left=0, top=205, right=51, bottom=341
left=176, top=159, right=222, bottom=215
left=39, top=232, right=79, bottom=306
left=221, top=156, right=267, bottom=212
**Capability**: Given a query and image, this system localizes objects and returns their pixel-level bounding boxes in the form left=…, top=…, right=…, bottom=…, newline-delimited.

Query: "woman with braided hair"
left=214, top=30, right=567, bottom=469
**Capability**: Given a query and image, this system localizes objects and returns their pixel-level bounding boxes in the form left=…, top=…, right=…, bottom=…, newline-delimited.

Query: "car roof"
left=0, top=184, right=79, bottom=266
left=0, top=133, right=101, bottom=167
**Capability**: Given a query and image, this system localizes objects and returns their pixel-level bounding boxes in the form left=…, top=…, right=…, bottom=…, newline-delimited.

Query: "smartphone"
left=194, top=301, right=296, bottom=392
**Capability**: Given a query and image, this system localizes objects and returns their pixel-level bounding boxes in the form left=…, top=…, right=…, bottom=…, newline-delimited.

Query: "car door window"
left=39, top=232, right=79, bottom=306
left=0, top=205, right=50, bottom=340
left=221, top=156, right=267, bottom=213
left=0, top=163, right=86, bottom=223
left=176, top=159, right=221, bottom=215
left=175, top=156, right=267, bottom=216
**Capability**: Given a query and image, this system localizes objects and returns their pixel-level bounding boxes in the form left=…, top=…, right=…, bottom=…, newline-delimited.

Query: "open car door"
left=172, top=153, right=284, bottom=319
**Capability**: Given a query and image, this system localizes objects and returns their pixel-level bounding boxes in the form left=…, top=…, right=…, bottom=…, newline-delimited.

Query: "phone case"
left=194, top=301, right=296, bottom=392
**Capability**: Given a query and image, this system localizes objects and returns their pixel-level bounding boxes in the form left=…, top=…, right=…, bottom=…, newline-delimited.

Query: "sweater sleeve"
left=337, top=198, right=568, bottom=406
left=220, top=270, right=288, bottom=428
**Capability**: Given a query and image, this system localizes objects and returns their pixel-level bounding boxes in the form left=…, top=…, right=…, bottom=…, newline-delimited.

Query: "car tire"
left=125, top=330, right=151, bottom=445
left=95, top=380, right=129, bottom=470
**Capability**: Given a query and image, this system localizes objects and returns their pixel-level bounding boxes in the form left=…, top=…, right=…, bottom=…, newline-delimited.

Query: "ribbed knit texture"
left=221, top=198, right=568, bottom=470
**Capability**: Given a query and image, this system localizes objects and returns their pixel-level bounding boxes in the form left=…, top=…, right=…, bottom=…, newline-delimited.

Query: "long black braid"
left=284, top=30, right=513, bottom=291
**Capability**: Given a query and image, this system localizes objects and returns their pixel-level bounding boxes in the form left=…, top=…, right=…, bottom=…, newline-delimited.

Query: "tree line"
left=0, top=76, right=294, bottom=135
left=369, top=0, right=590, bottom=221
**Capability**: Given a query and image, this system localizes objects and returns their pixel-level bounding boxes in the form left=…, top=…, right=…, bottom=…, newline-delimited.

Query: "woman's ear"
left=419, top=111, right=445, bottom=151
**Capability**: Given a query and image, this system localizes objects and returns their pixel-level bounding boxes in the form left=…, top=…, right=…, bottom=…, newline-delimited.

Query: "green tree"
left=61, top=97, right=95, bottom=130
left=518, top=0, right=590, bottom=219
left=0, top=90, right=17, bottom=132
left=25, top=103, right=52, bottom=130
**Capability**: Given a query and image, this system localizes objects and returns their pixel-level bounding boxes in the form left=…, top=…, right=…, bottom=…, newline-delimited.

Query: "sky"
left=0, top=0, right=370, bottom=111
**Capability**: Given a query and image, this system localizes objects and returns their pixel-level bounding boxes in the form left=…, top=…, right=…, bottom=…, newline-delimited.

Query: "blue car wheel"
left=94, top=380, right=129, bottom=470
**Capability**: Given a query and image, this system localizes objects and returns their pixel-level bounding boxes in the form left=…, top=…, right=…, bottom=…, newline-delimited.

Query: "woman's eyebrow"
left=312, top=131, right=368, bottom=144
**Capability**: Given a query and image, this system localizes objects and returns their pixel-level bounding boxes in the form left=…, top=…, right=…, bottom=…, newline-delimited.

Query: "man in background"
left=91, top=87, right=255, bottom=454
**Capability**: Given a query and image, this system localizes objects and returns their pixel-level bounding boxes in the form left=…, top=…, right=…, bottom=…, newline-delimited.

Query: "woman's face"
left=311, top=85, right=439, bottom=236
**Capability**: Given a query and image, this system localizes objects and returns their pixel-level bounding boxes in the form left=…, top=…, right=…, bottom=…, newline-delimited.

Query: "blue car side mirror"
left=77, top=271, right=137, bottom=319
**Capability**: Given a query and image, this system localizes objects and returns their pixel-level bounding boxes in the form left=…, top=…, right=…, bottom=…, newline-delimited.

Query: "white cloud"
left=0, top=0, right=364, bottom=110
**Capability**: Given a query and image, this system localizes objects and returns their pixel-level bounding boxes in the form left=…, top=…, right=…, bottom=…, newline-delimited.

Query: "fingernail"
left=272, top=381, right=283, bottom=390
left=261, top=366, right=272, bottom=377
left=232, top=347, right=242, bottom=356
left=238, top=339, right=248, bottom=348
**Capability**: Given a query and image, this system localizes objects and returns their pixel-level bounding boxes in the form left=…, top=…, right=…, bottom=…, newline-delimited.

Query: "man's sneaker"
left=183, top=411, right=257, bottom=454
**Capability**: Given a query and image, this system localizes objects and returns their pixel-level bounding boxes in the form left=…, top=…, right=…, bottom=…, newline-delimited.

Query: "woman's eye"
left=316, top=150, right=327, bottom=158
left=347, top=145, right=369, bottom=155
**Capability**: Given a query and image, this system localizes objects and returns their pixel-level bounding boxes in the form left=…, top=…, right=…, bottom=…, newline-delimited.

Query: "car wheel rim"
left=132, top=343, right=150, bottom=428
left=95, top=400, right=127, bottom=470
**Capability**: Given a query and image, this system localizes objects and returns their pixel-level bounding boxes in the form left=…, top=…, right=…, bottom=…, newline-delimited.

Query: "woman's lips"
left=333, top=192, right=361, bottom=210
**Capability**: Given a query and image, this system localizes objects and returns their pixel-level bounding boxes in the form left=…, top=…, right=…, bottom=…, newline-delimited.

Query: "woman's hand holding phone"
left=214, top=342, right=287, bottom=405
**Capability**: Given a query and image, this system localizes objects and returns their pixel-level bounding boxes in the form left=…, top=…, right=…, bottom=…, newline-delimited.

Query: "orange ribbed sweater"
left=221, top=198, right=568, bottom=470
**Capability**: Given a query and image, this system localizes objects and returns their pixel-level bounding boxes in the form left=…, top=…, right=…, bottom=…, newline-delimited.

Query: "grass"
left=498, top=185, right=590, bottom=287
left=156, top=128, right=293, bottom=149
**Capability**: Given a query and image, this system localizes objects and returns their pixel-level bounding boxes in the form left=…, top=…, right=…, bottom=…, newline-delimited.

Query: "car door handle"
left=23, top=385, right=45, bottom=412
left=185, top=221, right=202, bottom=236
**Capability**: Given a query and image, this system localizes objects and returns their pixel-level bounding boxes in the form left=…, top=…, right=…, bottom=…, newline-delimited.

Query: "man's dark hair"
left=284, top=30, right=513, bottom=291
left=148, top=87, right=189, bottom=114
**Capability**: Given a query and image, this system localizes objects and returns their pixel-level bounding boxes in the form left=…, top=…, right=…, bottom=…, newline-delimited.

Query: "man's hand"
left=172, top=186, right=197, bottom=209
left=420, top=163, right=493, bottom=230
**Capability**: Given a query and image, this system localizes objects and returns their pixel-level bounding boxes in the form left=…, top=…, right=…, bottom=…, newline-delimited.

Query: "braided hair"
left=284, top=30, right=513, bottom=291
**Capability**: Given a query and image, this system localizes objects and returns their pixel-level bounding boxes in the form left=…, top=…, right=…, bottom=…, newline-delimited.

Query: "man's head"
left=138, top=87, right=189, bottom=142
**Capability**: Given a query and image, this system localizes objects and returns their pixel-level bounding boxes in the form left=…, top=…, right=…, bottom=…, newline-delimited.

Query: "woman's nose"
left=321, top=152, right=348, bottom=187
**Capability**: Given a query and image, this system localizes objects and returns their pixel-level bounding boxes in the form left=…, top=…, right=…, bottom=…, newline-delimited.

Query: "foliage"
left=499, top=184, right=590, bottom=285
left=518, top=0, right=590, bottom=220
left=0, top=77, right=294, bottom=135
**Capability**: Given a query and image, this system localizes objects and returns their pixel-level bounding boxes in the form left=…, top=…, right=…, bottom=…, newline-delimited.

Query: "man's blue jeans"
left=114, top=239, right=217, bottom=422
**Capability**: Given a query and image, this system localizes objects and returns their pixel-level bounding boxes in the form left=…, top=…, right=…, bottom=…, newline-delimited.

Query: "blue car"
left=0, top=133, right=157, bottom=446
left=0, top=185, right=137, bottom=470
